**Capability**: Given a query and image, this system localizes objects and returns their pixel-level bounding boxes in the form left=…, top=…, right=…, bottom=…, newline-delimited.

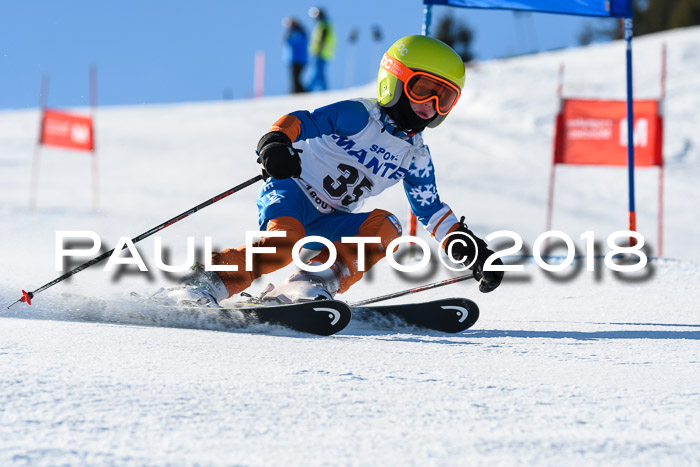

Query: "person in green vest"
left=307, top=7, right=336, bottom=91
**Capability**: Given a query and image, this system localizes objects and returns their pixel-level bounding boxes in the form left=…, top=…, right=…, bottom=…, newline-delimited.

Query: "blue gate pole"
left=422, top=4, right=432, bottom=36
left=407, top=2, right=432, bottom=249
left=624, top=18, right=637, bottom=240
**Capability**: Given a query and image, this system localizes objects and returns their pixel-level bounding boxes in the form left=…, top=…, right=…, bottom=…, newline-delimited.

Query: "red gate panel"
left=40, top=109, right=94, bottom=152
left=553, top=99, right=662, bottom=167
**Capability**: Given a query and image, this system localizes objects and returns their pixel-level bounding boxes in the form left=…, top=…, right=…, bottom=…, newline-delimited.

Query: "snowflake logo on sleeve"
left=408, top=184, right=438, bottom=206
left=408, top=158, right=434, bottom=179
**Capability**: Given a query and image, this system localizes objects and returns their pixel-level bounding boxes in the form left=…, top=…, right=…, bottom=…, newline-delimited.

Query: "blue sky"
left=0, top=1, right=610, bottom=110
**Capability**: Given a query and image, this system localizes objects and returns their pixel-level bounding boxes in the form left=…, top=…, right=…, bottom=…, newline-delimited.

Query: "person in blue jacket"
left=169, top=35, right=503, bottom=306
left=283, top=17, right=308, bottom=94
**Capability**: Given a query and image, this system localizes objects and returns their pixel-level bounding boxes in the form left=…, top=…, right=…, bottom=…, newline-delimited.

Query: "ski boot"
left=262, top=267, right=340, bottom=304
left=166, top=263, right=229, bottom=308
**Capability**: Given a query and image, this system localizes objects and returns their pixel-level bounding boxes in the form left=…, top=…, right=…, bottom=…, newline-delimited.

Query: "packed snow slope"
left=1, top=27, right=699, bottom=465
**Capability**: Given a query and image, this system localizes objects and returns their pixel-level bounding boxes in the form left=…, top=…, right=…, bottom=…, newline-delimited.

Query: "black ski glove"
left=444, top=217, right=504, bottom=293
left=256, top=131, right=302, bottom=180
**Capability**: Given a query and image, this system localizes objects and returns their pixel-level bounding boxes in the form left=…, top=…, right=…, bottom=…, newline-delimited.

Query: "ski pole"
left=349, top=273, right=474, bottom=307
left=7, top=173, right=264, bottom=310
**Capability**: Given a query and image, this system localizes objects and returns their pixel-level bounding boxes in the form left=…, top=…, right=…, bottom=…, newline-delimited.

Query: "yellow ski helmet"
left=378, top=35, right=466, bottom=128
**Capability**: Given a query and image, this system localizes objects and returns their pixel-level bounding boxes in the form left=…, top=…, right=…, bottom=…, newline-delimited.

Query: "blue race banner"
left=423, top=0, right=633, bottom=18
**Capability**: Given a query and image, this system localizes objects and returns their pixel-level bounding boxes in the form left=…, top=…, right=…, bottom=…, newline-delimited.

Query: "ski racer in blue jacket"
left=171, top=35, right=504, bottom=306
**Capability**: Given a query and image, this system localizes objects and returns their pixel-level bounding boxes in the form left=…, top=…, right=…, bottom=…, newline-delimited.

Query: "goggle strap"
left=380, top=53, right=413, bottom=80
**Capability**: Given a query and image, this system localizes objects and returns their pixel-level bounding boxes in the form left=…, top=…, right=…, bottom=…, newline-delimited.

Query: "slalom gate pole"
left=7, top=173, right=264, bottom=310
left=349, top=273, right=474, bottom=307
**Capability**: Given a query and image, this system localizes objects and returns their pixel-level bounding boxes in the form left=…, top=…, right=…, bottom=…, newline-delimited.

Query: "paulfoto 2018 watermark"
left=55, top=230, right=649, bottom=275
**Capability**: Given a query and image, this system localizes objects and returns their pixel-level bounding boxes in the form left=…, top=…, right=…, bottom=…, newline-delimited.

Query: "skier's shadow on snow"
left=348, top=327, right=700, bottom=342
left=462, top=328, right=700, bottom=340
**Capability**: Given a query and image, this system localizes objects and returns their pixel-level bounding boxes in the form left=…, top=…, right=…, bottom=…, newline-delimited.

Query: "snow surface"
left=2, top=27, right=700, bottom=465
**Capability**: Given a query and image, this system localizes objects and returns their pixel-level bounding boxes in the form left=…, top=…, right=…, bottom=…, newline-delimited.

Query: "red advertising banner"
left=40, top=109, right=94, bottom=152
left=553, top=99, right=663, bottom=167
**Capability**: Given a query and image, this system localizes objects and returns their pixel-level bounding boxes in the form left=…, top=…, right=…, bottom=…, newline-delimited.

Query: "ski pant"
left=210, top=178, right=402, bottom=298
left=290, top=63, right=306, bottom=94
left=307, top=57, right=328, bottom=91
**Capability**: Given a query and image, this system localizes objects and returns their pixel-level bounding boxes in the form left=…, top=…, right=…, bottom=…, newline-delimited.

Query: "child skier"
left=169, top=35, right=503, bottom=306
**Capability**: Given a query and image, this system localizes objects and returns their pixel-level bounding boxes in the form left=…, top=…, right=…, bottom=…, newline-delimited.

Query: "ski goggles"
left=380, top=53, right=461, bottom=116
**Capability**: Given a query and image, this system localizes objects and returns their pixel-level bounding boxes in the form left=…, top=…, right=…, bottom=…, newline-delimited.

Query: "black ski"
left=178, top=299, right=352, bottom=336
left=351, top=297, right=479, bottom=333
left=132, top=289, right=351, bottom=336
left=239, top=300, right=351, bottom=336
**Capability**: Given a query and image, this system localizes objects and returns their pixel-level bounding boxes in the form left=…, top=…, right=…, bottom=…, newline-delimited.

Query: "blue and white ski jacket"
left=271, top=98, right=459, bottom=243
